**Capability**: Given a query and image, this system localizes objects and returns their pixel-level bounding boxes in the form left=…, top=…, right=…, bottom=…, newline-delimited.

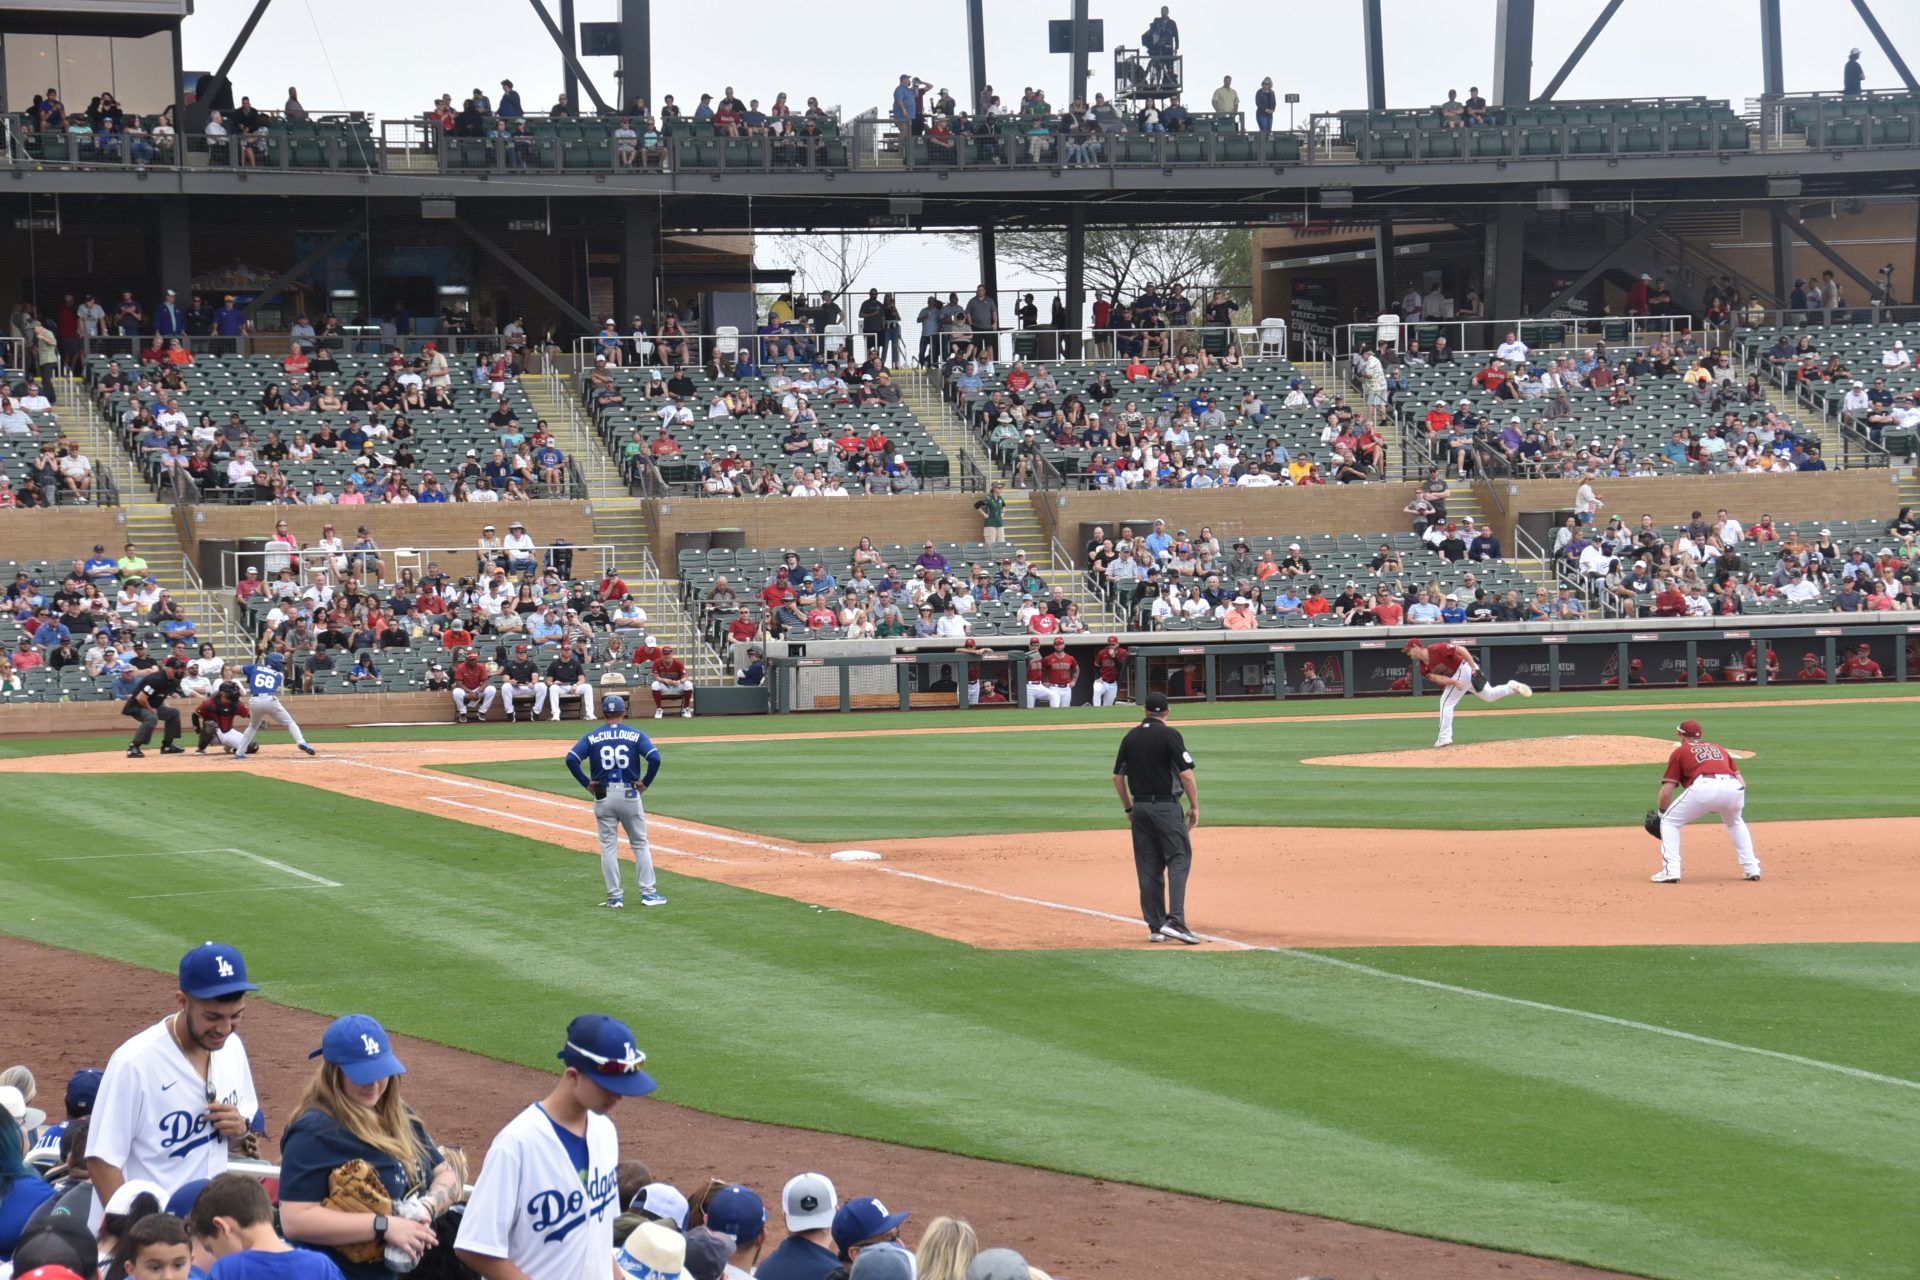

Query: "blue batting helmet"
left=603, top=695, right=627, bottom=716
left=265, top=652, right=286, bottom=669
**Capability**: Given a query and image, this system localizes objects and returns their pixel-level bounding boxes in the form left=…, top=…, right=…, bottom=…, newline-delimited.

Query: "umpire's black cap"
left=1143, top=692, right=1170, bottom=714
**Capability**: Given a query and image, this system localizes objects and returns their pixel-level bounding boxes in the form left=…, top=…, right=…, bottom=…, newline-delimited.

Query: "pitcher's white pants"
left=1658, top=776, right=1760, bottom=878
left=1093, top=678, right=1120, bottom=706
left=1434, top=669, right=1518, bottom=746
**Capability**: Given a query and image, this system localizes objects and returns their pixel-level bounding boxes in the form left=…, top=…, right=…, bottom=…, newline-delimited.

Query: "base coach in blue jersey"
left=565, top=695, right=665, bottom=909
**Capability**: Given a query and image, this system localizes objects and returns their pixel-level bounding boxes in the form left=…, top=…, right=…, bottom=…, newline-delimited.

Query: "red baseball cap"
left=1675, top=720, right=1703, bottom=738
left=1401, top=638, right=1424, bottom=652
left=1106, top=635, right=1119, bottom=644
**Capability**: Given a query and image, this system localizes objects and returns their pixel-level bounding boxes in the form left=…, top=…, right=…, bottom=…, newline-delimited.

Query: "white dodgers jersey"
left=88, top=1017, right=260, bottom=1224
left=456, top=1103, right=621, bottom=1280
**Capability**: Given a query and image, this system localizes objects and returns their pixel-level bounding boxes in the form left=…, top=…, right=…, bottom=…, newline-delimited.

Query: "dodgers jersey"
left=241, top=663, right=285, bottom=698
left=455, top=1103, right=621, bottom=1280
left=565, top=724, right=661, bottom=790
left=88, top=1017, right=262, bottom=1222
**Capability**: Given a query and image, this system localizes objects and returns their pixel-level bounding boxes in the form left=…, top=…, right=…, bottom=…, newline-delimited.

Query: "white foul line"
left=131, top=884, right=336, bottom=901
left=422, top=797, right=733, bottom=864
left=346, top=759, right=1920, bottom=1092
left=869, top=866, right=1920, bottom=1093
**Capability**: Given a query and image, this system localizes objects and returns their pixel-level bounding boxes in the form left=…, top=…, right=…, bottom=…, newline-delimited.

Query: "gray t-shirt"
left=965, top=296, right=998, bottom=331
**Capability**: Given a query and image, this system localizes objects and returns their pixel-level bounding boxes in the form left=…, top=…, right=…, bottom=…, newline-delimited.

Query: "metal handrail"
left=1336, top=315, right=1694, bottom=366
left=224, top=540, right=617, bottom=587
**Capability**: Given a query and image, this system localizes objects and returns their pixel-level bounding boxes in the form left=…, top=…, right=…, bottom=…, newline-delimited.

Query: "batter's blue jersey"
left=241, top=663, right=285, bottom=697
left=567, top=723, right=661, bottom=789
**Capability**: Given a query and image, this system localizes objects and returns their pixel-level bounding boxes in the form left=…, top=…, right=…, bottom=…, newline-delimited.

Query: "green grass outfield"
left=5, top=685, right=1918, bottom=1280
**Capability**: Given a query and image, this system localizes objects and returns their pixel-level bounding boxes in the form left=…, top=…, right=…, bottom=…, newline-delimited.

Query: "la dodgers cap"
left=615, top=1221, right=685, bottom=1280
left=781, top=1172, right=837, bottom=1231
left=179, top=942, right=258, bottom=999
left=311, top=1014, right=407, bottom=1086
left=558, top=1013, right=657, bottom=1096
left=703, top=1184, right=767, bottom=1243
left=603, top=694, right=628, bottom=716
left=64, top=1069, right=103, bottom=1116
left=831, top=1197, right=910, bottom=1250
left=631, top=1182, right=689, bottom=1229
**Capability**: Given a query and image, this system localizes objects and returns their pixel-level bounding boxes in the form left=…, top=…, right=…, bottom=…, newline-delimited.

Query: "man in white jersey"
left=87, top=942, right=265, bottom=1229
left=233, top=651, right=318, bottom=759
left=456, top=1015, right=655, bottom=1280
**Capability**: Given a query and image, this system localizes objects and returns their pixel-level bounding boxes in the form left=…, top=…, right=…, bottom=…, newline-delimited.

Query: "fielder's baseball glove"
left=1643, top=809, right=1663, bottom=838
left=324, top=1159, right=394, bottom=1263
left=589, top=779, right=607, bottom=800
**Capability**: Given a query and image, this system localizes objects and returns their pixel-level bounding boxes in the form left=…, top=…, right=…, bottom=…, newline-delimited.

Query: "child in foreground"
left=186, top=1175, right=345, bottom=1280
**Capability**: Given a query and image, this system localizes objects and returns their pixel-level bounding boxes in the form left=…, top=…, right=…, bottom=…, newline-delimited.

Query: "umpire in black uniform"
left=123, top=656, right=187, bottom=758
left=1112, top=692, right=1201, bottom=944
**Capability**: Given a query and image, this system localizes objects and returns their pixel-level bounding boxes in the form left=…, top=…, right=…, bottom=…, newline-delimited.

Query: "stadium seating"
left=586, top=368, right=951, bottom=488
left=84, top=353, right=567, bottom=501
left=1336, top=98, right=1752, bottom=161
left=1733, top=321, right=1920, bottom=456
left=0, top=411, right=114, bottom=505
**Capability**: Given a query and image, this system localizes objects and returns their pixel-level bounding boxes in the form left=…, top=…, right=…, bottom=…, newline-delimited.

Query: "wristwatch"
left=372, top=1215, right=389, bottom=1244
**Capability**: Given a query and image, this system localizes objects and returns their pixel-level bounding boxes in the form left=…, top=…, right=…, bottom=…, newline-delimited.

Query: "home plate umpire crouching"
left=1112, top=691, right=1203, bottom=944
left=123, top=656, right=188, bottom=758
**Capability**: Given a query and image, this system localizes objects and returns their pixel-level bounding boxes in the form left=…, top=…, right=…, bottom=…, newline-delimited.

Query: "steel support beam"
left=1360, top=0, right=1387, bottom=111
left=453, top=217, right=594, bottom=331
left=237, top=213, right=366, bottom=325
left=1373, top=221, right=1395, bottom=313
left=156, top=197, right=192, bottom=301
left=1536, top=206, right=1677, bottom=313
left=560, top=0, right=579, bottom=110
left=1484, top=206, right=1527, bottom=319
left=1760, top=0, right=1785, bottom=97
left=617, top=0, right=650, bottom=114
left=615, top=200, right=658, bottom=328
left=525, top=0, right=609, bottom=115
left=169, top=18, right=187, bottom=140
left=978, top=224, right=998, bottom=301
left=966, top=0, right=988, bottom=113
left=1065, top=207, right=1086, bottom=358
left=192, top=0, right=273, bottom=130
left=1492, top=0, right=1534, bottom=106
left=1535, top=0, right=1623, bottom=102
left=1770, top=213, right=1796, bottom=303
left=1070, top=0, right=1092, bottom=109
left=1848, top=0, right=1920, bottom=93
left=1772, top=209, right=1887, bottom=301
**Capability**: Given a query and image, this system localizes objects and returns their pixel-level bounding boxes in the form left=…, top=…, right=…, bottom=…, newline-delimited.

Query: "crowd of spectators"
left=1548, top=500, right=1920, bottom=620
left=949, top=344, right=1377, bottom=490
left=0, top=539, right=222, bottom=695
left=91, top=341, right=568, bottom=506
left=0, top=952, right=1061, bottom=1280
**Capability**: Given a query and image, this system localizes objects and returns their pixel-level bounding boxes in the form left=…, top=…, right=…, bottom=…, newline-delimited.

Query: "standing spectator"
left=755, top=1174, right=838, bottom=1280
left=1253, top=77, right=1277, bottom=131
left=277, top=1015, right=460, bottom=1280
left=964, top=287, right=998, bottom=359
left=1844, top=47, right=1865, bottom=96
left=453, top=1016, right=654, bottom=1280
left=89, top=943, right=264, bottom=1216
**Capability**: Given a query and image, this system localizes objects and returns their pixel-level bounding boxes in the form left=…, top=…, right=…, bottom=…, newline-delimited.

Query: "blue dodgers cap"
left=178, top=941, right=259, bottom=999
left=603, top=694, right=627, bottom=716
left=265, top=651, right=286, bottom=669
left=702, top=1185, right=767, bottom=1244
left=558, top=1014, right=657, bottom=1096
left=831, top=1196, right=911, bottom=1251
left=65, top=1069, right=103, bottom=1116
left=311, top=1014, right=407, bottom=1085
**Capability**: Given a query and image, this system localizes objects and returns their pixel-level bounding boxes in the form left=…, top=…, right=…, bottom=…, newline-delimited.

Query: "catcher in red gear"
left=193, top=681, right=251, bottom=755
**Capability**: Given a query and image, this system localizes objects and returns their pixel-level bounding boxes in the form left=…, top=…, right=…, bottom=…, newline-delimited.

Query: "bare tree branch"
left=945, top=226, right=1251, bottom=306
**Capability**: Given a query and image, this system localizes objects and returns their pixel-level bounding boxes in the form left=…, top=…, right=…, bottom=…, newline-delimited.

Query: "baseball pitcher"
left=1092, top=636, right=1129, bottom=706
left=1401, top=637, right=1531, bottom=747
left=565, top=695, right=664, bottom=908
left=234, top=652, right=317, bottom=759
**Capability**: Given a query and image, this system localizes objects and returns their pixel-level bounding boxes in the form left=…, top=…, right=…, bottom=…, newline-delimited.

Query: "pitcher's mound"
left=1304, top=734, right=1756, bottom=769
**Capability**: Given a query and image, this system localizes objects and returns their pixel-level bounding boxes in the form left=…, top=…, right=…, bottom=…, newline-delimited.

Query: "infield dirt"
left=7, top=741, right=1917, bottom=949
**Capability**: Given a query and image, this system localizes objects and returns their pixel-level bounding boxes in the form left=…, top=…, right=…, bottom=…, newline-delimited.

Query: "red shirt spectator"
left=440, top=626, right=474, bottom=651
left=1471, top=363, right=1508, bottom=394
left=1005, top=366, right=1032, bottom=393
left=1424, top=404, right=1453, bottom=434
left=726, top=612, right=759, bottom=643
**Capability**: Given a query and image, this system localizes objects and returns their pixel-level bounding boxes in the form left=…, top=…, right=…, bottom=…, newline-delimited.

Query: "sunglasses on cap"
left=564, top=1039, right=650, bottom=1075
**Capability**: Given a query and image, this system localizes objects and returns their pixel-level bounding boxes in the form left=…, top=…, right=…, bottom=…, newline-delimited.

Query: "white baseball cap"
left=0, top=1084, right=45, bottom=1132
left=630, top=1182, right=689, bottom=1230
left=782, top=1172, right=838, bottom=1231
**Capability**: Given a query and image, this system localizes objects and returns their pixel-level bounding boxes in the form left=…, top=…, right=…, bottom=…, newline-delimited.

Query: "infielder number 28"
left=597, top=744, right=631, bottom=772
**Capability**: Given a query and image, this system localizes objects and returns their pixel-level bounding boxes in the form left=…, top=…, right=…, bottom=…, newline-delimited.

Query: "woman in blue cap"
left=277, top=1016, right=461, bottom=1280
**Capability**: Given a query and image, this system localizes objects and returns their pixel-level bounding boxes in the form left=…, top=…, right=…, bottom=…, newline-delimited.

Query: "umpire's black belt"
left=1131, top=794, right=1181, bottom=803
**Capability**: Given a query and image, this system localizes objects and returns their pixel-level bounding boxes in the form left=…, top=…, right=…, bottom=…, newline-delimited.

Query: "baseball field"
left=5, top=683, right=1918, bottom=1280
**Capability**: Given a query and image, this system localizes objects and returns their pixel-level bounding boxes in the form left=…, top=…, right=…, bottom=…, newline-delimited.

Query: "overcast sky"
left=181, top=0, right=1920, bottom=301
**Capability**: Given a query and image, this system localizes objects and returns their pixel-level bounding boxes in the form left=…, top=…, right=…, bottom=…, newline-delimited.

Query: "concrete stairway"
left=898, top=369, right=995, bottom=483
left=54, top=378, right=250, bottom=658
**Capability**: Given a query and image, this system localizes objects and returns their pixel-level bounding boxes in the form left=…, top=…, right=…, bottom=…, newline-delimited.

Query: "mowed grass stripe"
left=448, top=698, right=1920, bottom=840
left=9, top=774, right=1918, bottom=1278
left=1, top=680, right=1911, bottom=762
